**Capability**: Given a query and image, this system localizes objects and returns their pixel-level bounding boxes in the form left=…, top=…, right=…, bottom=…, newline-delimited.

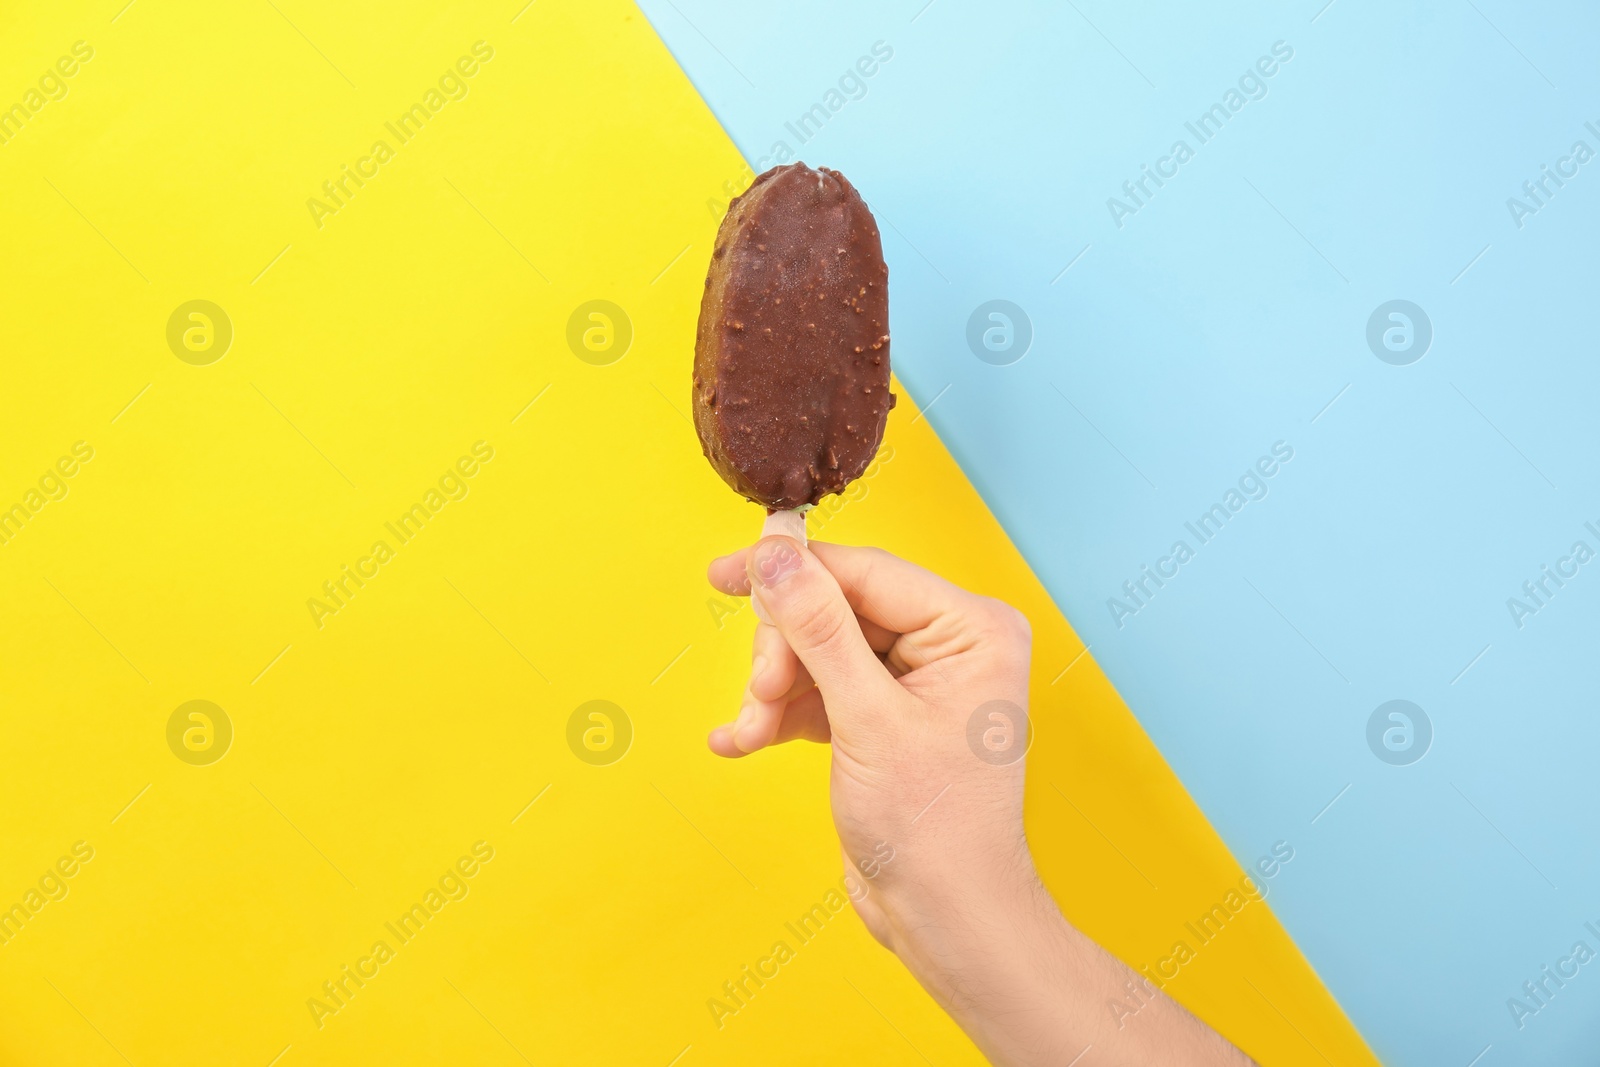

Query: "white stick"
left=761, top=508, right=808, bottom=546
left=754, top=508, right=807, bottom=624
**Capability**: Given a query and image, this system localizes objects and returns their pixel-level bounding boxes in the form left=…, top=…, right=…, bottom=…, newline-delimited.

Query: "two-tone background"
left=1, top=1, right=1592, bottom=1063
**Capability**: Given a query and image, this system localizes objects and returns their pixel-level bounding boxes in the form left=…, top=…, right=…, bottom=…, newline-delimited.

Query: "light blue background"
left=638, top=0, right=1600, bottom=1062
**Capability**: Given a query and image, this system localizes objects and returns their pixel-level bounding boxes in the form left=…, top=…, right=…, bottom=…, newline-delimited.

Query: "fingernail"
left=751, top=538, right=803, bottom=589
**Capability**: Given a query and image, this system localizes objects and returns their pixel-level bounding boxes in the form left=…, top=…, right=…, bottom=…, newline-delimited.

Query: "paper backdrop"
left=0, top=2, right=1373, bottom=1063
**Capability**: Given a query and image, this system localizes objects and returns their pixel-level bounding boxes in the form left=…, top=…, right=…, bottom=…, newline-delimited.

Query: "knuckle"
left=789, top=598, right=849, bottom=655
left=980, top=598, right=1031, bottom=644
left=1006, top=606, right=1033, bottom=644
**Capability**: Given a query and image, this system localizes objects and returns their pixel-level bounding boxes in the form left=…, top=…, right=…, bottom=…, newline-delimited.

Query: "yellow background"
left=0, top=1, right=1378, bottom=1063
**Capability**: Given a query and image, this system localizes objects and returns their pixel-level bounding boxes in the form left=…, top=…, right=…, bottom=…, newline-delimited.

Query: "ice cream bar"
left=693, top=162, right=894, bottom=514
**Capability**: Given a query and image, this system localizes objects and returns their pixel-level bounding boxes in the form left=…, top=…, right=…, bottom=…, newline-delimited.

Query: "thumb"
left=748, top=536, right=893, bottom=705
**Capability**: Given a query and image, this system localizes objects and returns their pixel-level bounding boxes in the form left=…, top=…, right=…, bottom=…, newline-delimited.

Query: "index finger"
left=710, top=542, right=972, bottom=635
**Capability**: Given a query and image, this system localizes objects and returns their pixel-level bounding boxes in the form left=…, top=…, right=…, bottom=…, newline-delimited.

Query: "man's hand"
left=706, top=536, right=1255, bottom=1067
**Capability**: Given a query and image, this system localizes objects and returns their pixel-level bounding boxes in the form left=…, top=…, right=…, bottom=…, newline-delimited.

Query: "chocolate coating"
left=693, top=162, right=894, bottom=511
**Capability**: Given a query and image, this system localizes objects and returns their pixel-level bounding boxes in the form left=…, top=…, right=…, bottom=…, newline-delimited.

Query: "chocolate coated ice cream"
left=693, top=162, right=893, bottom=511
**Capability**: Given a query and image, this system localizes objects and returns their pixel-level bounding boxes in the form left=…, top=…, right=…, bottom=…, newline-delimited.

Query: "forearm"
left=883, top=864, right=1254, bottom=1066
left=709, top=537, right=1253, bottom=1064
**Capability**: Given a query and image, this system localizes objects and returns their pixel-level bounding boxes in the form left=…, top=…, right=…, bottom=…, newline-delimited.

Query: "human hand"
left=706, top=536, right=1035, bottom=953
left=706, top=536, right=1253, bottom=1067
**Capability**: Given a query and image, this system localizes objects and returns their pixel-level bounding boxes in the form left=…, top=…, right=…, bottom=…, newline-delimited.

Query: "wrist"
left=876, top=857, right=1253, bottom=1067
left=888, top=867, right=1083, bottom=1066
left=879, top=842, right=1063, bottom=1011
